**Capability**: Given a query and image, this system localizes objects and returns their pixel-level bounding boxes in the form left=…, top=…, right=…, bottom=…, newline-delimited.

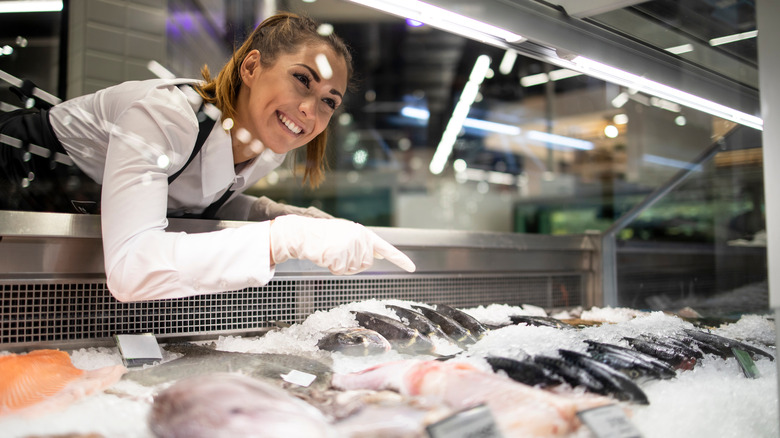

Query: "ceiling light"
left=527, top=130, right=594, bottom=150
left=499, top=50, right=517, bottom=75
left=665, top=43, right=694, bottom=55
left=345, top=0, right=525, bottom=45
left=570, top=56, right=762, bottom=130
left=430, top=55, right=492, bottom=175
left=520, top=72, right=549, bottom=87
left=0, top=0, right=62, bottom=13
left=710, top=30, right=757, bottom=47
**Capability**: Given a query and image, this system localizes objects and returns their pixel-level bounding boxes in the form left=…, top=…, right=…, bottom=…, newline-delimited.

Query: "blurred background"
left=0, top=0, right=767, bottom=314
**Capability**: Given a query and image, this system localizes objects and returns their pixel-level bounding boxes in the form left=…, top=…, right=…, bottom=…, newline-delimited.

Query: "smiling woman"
left=0, top=11, right=415, bottom=302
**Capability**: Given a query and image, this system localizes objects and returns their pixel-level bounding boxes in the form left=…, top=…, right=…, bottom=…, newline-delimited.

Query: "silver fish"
left=317, top=327, right=392, bottom=356
left=149, top=373, right=336, bottom=438
left=122, top=343, right=333, bottom=392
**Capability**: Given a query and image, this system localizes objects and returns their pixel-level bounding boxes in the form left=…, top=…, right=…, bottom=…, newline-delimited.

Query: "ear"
left=240, top=50, right=262, bottom=87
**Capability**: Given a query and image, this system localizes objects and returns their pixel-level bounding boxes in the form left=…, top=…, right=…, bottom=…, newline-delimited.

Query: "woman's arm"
left=99, top=91, right=274, bottom=302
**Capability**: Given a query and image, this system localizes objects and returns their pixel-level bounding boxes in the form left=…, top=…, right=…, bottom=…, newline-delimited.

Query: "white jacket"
left=49, top=79, right=285, bottom=302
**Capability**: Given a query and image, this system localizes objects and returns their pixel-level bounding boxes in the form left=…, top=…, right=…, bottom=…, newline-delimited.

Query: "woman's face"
left=234, top=44, right=348, bottom=160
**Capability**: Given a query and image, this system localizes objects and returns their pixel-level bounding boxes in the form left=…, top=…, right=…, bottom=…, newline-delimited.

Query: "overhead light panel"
left=710, top=30, right=757, bottom=47
left=520, top=68, right=581, bottom=87
left=345, top=0, right=525, bottom=46
left=0, top=0, right=62, bottom=13
left=526, top=130, right=594, bottom=150
left=570, top=56, right=763, bottom=131
left=665, top=43, right=694, bottom=55
left=498, top=50, right=517, bottom=75
left=430, top=54, right=492, bottom=175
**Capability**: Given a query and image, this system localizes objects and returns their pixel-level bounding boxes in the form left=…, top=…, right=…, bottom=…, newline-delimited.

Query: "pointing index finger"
left=370, top=233, right=416, bottom=272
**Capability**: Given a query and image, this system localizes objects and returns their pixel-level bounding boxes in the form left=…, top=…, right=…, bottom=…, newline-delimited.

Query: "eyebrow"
left=296, top=63, right=344, bottom=100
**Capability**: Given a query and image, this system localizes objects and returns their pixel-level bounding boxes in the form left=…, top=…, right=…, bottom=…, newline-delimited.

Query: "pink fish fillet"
left=0, top=349, right=127, bottom=418
left=332, top=359, right=615, bottom=437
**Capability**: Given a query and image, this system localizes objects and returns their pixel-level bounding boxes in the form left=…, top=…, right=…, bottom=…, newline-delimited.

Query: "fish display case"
left=1, top=0, right=778, bottom=436
left=0, top=210, right=599, bottom=350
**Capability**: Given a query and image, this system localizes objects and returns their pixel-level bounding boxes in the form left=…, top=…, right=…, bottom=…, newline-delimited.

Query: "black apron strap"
left=166, top=90, right=234, bottom=220
left=200, top=186, right=234, bottom=219
left=168, top=101, right=216, bottom=185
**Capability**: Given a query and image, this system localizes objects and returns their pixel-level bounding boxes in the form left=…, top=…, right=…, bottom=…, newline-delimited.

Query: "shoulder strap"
left=167, top=101, right=216, bottom=185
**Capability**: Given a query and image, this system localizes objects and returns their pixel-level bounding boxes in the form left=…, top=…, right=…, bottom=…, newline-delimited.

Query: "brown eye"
left=294, top=73, right=310, bottom=88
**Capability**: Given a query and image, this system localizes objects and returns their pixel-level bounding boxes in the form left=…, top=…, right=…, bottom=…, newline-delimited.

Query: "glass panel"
left=0, top=10, right=62, bottom=109
left=616, top=125, right=767, bottom=314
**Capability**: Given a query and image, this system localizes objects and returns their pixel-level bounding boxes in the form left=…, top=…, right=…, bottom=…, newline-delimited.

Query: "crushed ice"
left=0, top=303, right=777, bottom=438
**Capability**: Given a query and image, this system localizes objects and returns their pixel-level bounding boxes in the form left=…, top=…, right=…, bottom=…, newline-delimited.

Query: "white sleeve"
left=99, top=90, right=274, bottom=302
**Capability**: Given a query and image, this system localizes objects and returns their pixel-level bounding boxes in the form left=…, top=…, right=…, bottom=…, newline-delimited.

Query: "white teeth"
left=278, top=114, right=302, bottom=134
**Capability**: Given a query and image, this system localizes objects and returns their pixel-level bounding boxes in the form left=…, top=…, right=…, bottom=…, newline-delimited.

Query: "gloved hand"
left=249, top=196, right=333, bottom=221
left=269, top=215, right=416, bottom=275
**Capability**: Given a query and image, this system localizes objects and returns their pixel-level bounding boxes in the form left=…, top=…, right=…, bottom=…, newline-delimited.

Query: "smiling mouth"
left=278, top=112, right=303, bottom=135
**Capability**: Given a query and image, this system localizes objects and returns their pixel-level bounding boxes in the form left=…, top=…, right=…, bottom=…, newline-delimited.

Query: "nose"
left=299, top=96, right=316, bottom=118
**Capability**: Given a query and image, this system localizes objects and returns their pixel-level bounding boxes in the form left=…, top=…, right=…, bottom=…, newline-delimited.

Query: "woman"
left=0, top=12, right=415, bottom=302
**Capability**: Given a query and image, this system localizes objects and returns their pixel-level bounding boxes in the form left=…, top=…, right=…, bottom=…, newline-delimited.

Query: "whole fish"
left=352, top=311, right=436, bottom=355
left=623, top=337, right=697, bottom=370
left=682, top=329, right=775, bottom=361
left=332, top=359, right=613, bottom=438
left=122, top=343, right=333, bottom=392
left=411, top=305, right=477, bottom=348
left=509, top=315, right=575, bottom=330
left=584, top=340, right=676, bottom=380
left=558, top=349, right=649, bottom=405
left=486, top=356, right=564, bottom=387
left=532, top=355, right=605, bottom=394
left=149, top=373, right=337, bottom=438
left=385, top=305, right=450, bottom=339
left=317, top=327, right=392, bottom=356
left=644, top=334, right=703, bottom=359
left=434, top=304, right=489, bottom=338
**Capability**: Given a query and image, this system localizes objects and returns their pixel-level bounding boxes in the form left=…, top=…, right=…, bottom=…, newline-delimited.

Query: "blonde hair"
left=196, top=12, right=353, bottom=188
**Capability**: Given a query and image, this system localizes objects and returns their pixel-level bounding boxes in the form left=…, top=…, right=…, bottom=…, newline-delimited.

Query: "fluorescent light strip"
left=710, top=30, right=757, bottom=47
left=665, top=43, right=694, bottom=55
left=520, top=69, right=582, bottom=87
left=430, top=55, right=492, bottom=175
left=548, top=68, right=581, bottom=81
left=571, top=56, right=763, bottom=130
left=147, top=60, right=176, bottom=79
left=401, top=106, right=521, bottom=136
left=526, top=130, right=593, bottom=150
left=0, top=0, right=62, bottom=13
left=520, top=73, right=548, bottom=87
left=643, top=154, right=701, bottom=171
left=499, top=50, right=517, bottom=75
left=345, top=0, right=525, bottom=44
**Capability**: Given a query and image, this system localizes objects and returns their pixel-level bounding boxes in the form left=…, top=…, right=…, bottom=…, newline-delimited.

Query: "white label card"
left=577, top=404, right=642, bottom=438
left=280, top=369, right=317, bottom=387
left=426, top=404, right=503, bottom=438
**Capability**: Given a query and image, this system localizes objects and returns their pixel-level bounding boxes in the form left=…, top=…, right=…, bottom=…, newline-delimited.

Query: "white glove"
left=249, top=196, right=334, bottom=221
left=269, top=215, right=416, bottom=275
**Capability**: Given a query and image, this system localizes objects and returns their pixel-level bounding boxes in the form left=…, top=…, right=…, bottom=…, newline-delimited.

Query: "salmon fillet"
left=0, top=349, right=126, bottom=417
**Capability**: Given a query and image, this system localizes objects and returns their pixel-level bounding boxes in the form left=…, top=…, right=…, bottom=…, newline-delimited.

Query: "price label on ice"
left=426, top=404, right=503, bottom=438
left=577, top=404, right=642, bottom=438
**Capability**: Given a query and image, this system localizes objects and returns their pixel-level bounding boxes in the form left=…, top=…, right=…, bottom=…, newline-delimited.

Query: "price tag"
left=280, top=369, right=317, bottom=387
left=732, top=348, right=760, bottom=379
left=426, top=404, right=503, bottom=438
left=115, top=333, right=163, bottom=367
left=577, top=404, right=642, bottom=438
